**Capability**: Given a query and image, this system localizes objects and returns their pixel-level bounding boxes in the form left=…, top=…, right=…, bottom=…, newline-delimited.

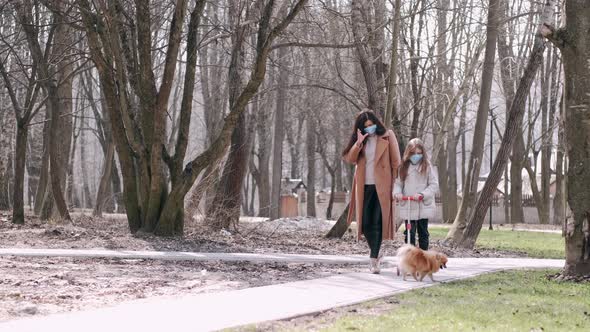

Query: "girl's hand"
left=413, top=194, right=423, bottom=201
left=356, top=129, right=368, bottom=147
left=394, top=194, right=403, bottom=201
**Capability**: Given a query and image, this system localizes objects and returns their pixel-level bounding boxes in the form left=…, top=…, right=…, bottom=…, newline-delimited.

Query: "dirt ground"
left=0, top=211, right=528, bottom=257
left=0, top=210, right=529, bottom=323
left=0, top=256, right=362, bottom=322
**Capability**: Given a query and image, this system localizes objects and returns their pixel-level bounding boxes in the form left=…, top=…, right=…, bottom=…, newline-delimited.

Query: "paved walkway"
left=0, top=250, right=564, bottom=332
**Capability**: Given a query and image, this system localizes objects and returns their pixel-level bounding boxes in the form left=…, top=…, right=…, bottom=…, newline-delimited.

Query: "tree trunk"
left=249, top=172, right=256, bottom=216
left=110, top=159, right=123, bottom=213
left=11, top=122, right=28, bottom=224
left=510, top=136, right=525, bottom=224
left=206, top=111, right=252, bottom=229
left=34, top=109, right=50, bottom=215
left=553, top=95, right=565, bottom=225
left=50, top=16, right=74, bottom=220
left=559, top=0, right=590, bottom=276
left=253, top=95, right=271, bottom=217
left=305, top=57, right=316, bottom=218
left=384, top=0, right=402, bottom=131
left=93, top=142, right=115, bottom=217
left=447, top=118, right=458, bottom=221
left=185, top=163, right=216, bottom=219
left=326, top=171, right=336, bottom=220
left=67, top=116, right=80, bottom=209
left=435, top=0, right=450, bottom=222
left=460, top=94, right=467, bottom=191
left=546, top=44, right=560, bottom=225
left=325, top=203, right=350, bottom=238
left=0, top=113, right=12, bottom=211
left=79, top=122, right=94, bottom=208
left=497, top=8, right=524, bottom=224
left=524, top=161, right=548, bottom=224
left=270, top=48, right=288, bottom=220
left=285, top=114, right=304, bottom=179
left=25, top=128, right=42, bottom=210
left=46, top=92, right=73, bottom=221
left=539, top=47, right=553, bottom=225
left=446, top=0, right=500, bottom=243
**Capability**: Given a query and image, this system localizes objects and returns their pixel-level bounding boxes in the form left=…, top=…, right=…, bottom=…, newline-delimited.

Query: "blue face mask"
left=364, top=124, right=377, bottom=135
left=410, top=154, right=423, bottom=165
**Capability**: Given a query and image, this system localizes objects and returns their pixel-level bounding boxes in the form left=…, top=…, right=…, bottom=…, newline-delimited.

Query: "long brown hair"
left=342, top=109, right=387, bottom=157
left=399, top=138, right=430, bottom=181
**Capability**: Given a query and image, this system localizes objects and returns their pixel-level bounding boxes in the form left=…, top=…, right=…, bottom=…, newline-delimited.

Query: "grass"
left=424, top=227, right=564, bottom=259
left=320, top=269, right=590, bottom=332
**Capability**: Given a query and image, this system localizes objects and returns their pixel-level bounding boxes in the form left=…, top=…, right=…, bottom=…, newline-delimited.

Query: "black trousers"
left=362, top=185, right=382, bottom=258
left=403, top=219, right=429, bottom=250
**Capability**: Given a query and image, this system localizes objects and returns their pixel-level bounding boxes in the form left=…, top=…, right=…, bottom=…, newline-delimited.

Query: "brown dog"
left=396, top=245, right=448, bottom=282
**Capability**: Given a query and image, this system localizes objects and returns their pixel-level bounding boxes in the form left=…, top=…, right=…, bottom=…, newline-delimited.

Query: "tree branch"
left=270, top=41, right=356, bottom=51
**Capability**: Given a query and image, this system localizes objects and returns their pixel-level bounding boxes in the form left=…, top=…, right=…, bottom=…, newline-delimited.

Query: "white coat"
left=393, top=163, right=439, bottom=220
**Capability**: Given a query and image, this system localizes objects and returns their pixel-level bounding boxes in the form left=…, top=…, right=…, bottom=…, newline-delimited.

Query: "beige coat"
left=343, top=130, right=402, bottom=240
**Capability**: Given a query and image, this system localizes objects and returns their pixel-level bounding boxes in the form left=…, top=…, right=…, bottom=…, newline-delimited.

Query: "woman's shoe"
left=370, top=258, right=381, bottom=274
left=376, top=251, right=384, bottom=269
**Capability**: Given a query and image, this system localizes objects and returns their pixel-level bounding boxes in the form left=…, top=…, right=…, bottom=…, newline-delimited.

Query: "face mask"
left=410, top=154, right=423, bottom=165
left=364, top=124, right=377, bottom=135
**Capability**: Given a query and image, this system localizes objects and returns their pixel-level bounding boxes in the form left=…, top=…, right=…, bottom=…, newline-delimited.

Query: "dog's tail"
left=396, top=244, right=414, bottom=258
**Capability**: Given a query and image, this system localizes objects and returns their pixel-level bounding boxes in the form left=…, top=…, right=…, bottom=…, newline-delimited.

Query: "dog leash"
left=402, top=195, right=423, bottom=246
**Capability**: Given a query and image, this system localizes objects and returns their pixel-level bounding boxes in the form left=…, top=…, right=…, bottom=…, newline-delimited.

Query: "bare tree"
left=77, top=0, right=308, bottom=235
left=206, top=0, right=255, bottom=229
left=454, top=0, right=556, bottom=249
left=25, top=0, right=75, bottom=221
left=4, top=0, right=74, bottom=223
left=350, top=0, right=386, bottom=115
left=250, top=92, right=272, bottom=217
left=446, top=0, right=500, bottom=244
left=496, top=0, right=524, bottom=225
left=0, top=96, right=15, bottom=211
left=270, top=35, right=289, bottom=221
left=303, top=49, right=316, bottom=217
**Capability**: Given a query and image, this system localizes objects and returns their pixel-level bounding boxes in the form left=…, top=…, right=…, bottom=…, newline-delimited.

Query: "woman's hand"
left=413, top=194, right=423, bottom=201
left=394, top=193, right=403, bottom=201
left=356, top=129, right=368, bottom=147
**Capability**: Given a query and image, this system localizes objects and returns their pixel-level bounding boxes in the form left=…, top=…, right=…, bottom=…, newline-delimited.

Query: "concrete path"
left=0, top=250, right=564, bottom=332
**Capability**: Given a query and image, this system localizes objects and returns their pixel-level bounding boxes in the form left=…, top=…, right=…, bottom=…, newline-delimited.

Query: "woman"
left=393, top=138, right=439, bottom=250
left=342, top=110, right=401, bottom=274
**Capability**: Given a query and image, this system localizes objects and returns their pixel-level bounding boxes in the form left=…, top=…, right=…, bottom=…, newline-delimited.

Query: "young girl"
left=394, top=138, right=439, bottom=250
left=342, top=110, right=401, bottom=274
